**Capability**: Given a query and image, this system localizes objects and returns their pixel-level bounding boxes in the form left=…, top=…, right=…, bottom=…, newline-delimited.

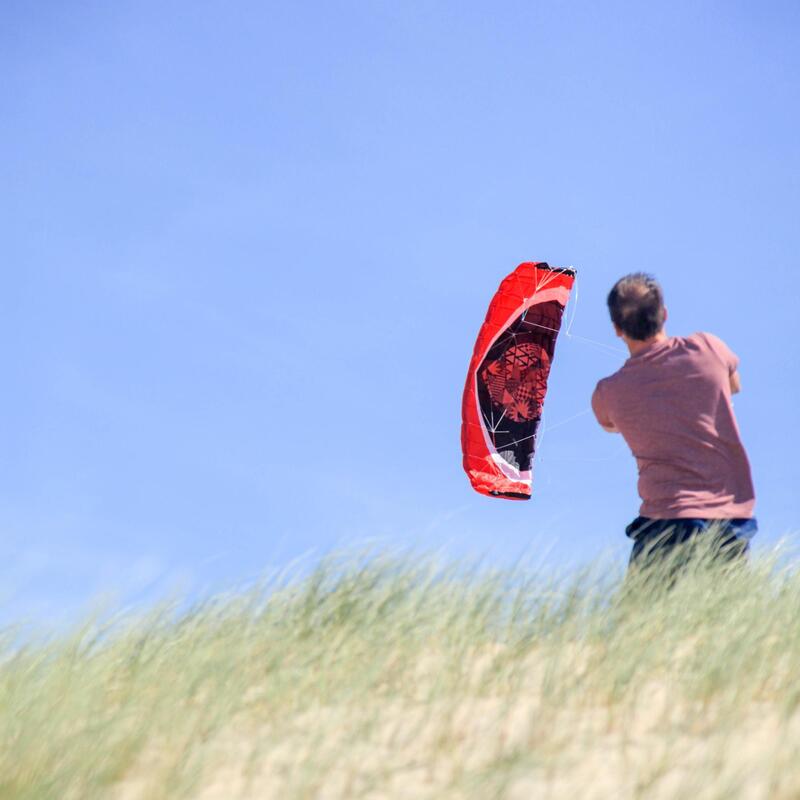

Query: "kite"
left=461, top=262, right=576, bottom=500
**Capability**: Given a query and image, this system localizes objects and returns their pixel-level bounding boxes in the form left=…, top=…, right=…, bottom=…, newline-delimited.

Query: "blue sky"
left=3, top=1, right=799, bottom=631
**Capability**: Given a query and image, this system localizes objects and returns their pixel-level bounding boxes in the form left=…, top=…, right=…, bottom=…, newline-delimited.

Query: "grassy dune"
left=3, top=541, right=800, bottom=799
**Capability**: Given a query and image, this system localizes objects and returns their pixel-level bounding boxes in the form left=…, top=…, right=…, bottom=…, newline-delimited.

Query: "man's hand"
left=730, top=370, right=741, bottom=395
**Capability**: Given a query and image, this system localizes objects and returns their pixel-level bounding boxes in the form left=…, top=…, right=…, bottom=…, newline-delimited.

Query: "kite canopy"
left=461, top=262, right=576, bottom=500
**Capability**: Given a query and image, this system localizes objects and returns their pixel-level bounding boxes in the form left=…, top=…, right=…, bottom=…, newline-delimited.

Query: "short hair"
left=607, top=273, right=666, bottom=341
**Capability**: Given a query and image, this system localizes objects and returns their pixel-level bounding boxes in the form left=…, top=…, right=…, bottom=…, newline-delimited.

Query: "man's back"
left=592, top=332, right=755, bottom=519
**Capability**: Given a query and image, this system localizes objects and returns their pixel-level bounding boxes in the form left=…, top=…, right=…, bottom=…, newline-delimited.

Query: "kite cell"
left=461, top=262, right=576, bottom=500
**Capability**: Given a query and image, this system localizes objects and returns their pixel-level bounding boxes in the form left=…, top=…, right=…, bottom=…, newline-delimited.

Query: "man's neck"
left=624, top=330, right=668, bottom=357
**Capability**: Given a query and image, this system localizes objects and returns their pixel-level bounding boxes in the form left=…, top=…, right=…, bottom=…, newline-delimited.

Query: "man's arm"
left=701, top=332, right=741, bottom=396
left=591, top=381, right=619, bottom=433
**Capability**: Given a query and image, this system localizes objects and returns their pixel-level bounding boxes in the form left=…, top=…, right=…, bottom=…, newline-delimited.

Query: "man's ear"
left=663, top=306, right=668, bottom=324
left=613, top=325, right=623, bottom=339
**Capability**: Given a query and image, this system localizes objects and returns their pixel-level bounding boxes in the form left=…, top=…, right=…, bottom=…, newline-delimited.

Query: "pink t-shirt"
left=591, top=332, right=755, bottom=519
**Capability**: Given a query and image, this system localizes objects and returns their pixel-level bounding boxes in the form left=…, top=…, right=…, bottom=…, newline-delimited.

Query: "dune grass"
left=3, top=539, right=800, bottom=799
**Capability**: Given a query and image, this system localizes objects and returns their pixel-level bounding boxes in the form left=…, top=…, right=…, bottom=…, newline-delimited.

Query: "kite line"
left=525, top=270, right=627, bottom=453
left=528, top=268, right=628, bottom=358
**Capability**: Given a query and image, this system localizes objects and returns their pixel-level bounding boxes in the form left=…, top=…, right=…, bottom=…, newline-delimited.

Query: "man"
left=591, top=273, right=757, bottom=569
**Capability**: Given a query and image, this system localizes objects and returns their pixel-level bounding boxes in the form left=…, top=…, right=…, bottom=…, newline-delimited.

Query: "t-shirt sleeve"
left=591, top=380, right=618, bottom=432
left=699, top=332, right=740, bottom=375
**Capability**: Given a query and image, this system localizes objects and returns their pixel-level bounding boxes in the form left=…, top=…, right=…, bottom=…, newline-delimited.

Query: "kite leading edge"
left=461, top=262, right=576, bottom=500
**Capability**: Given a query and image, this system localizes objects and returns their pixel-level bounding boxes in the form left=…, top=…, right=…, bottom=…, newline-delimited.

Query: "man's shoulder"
left=592, top=371, right=626, bottom=407
left=686, top=331, right=728, bottom=350
left=593, top=375, right=613, bottom=392
left=688, top=331, right=738, bottom=373
left=591, top=374, right=621, bottom=429
left=594, top=368, right=626, bottom=392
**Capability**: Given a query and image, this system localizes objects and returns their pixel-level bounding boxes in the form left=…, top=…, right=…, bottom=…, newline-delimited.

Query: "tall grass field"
left=3, top=540, right=800, bottom=799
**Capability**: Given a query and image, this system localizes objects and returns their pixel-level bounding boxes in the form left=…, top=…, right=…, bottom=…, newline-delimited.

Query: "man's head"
left=607, top=273, right=667, bottom=342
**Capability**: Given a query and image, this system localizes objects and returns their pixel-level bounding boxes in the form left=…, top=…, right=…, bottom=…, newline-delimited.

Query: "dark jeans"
left=626, top=516, right=757, bottom=570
